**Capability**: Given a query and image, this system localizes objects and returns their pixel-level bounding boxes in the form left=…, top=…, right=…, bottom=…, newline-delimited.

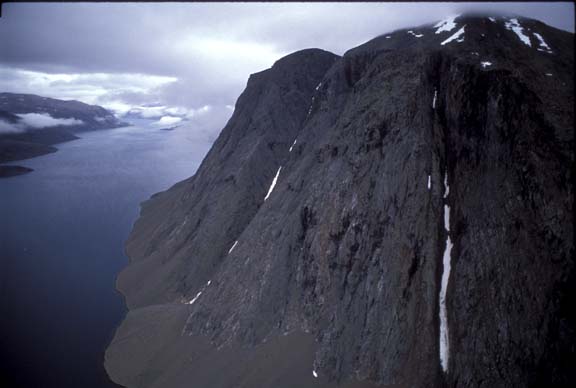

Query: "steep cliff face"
left=107, top=15, right=574, bottom=388
left=117, top=49, right=339, bottom=309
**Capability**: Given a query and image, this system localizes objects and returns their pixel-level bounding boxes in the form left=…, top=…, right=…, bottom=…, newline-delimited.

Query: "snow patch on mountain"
left=188, top=291, right=203, bottom=305
left=441, top=25, right=465, bottom=46
left=533, top=32, right=553, bottom=53
left=407, top=30, right=424, bottom=38
left=264, top=167, right=282, bottom=201
left=434, top=15, right=459, bottom=34
left=505, top=18, right=532, bottom=47
left=228, top=241, right=238, bottom=254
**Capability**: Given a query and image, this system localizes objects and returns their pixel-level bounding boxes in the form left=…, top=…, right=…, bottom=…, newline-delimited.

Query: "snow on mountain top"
left=504, top=18, right=532, bottom=47
left=533, top=32, right=553, bottom=53
left=434, top=15, right=459, bottom=34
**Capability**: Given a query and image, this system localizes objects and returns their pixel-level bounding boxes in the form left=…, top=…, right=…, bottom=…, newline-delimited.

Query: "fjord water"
left=0, top=121, right=212, bottom=387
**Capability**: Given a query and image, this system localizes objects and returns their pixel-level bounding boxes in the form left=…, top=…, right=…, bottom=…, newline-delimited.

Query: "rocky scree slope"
left=106, top=15, right=574, bottom=388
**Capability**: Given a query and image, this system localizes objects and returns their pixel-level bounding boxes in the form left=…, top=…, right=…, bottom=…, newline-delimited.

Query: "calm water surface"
left=0, top=121, right=212, bottom=388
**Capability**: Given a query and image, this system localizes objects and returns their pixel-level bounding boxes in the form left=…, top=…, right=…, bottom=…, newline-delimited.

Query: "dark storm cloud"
left=0, top=2, right=573, bottom=131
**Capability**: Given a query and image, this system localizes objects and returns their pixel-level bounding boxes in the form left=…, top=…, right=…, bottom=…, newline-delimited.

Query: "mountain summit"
left=105, top=14, right=574, bottom=388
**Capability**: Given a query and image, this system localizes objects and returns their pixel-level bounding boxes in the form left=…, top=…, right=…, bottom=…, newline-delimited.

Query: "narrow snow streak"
left=439, top=170, right=452, bottom=372
left=188, top=291, right=203, bottom=305
left=434, top=15, right=459, bottom=34
left=545, top=73, right=553, bottom=77
left=312, top=370, right=318, bottom=378
left=264, top=167, right=282, bottom=201
left=533, top=32, right=553, bottom=53
left=428, top=175, right=431, bottom=190
left=504, top=18, right=532, bottom=47
left=432, top=89, right=438, bottom=109
left=315, top=82, right=323, bottom=91
left=289, top=139, right=297, bottom=153
left=488, top=17, right=496, bottom=22
left=439, top=235, right=453, bottom=371
left=228, top=240, right=238, bottom=254
left=481, top=61, right=492, bottom=68
left=441, top=25, right=465, bottom=46
left=385, top=36, right=391, bottom=39
left=307, top=98, right=315, bottom=117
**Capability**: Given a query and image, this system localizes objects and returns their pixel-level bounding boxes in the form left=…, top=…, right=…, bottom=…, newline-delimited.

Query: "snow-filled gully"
left=439, top=169, right=453, bottom=372
left=264, top=166, right=282, bottom=201
left=186, top=279, right=212, bottom=305
left=228, top=240, right=238, bottom=254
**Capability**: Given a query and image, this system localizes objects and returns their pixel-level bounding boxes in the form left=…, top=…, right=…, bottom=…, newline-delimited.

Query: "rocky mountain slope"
left=0, top=93, right=127, bottom=177
left=106, top=14, right=574, bottom=387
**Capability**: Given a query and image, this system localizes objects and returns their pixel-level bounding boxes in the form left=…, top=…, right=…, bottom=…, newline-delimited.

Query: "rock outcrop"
left=106, top=14, right=574, bottom=388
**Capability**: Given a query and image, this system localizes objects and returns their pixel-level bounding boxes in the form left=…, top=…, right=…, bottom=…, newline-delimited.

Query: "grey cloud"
left=0, top=112, right=84, bottom=134
left=179, top=105, right=233, bottom=144
left=0, top=2, right=573, bottom=122
left=18, top=113, right=84, bottom=128
left=152, top=116, right=182, bottom=127
left=2, top=3, right=572, bottom=76
left=0, top=119, right=20, bottom=134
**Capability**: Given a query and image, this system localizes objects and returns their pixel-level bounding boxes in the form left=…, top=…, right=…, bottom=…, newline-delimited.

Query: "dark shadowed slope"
left=107, top=14, right=573, bottom=388
left=116, top=48, right=339, bottom=309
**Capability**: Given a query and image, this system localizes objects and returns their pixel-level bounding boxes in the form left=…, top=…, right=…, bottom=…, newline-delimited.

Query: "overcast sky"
left=0, top=2, right=573, bottom=137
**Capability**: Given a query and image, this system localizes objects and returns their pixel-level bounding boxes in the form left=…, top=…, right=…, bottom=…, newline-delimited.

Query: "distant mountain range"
left=105, top=13, right=574, bottom=388
left=0, top=92, right=128, bottom=177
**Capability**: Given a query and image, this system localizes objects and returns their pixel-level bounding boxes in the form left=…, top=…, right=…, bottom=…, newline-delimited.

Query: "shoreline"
left=0, top=165, right=34, bottom=178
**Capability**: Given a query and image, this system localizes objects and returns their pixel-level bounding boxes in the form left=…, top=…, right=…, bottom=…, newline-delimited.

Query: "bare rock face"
left=107, top=15, right=574, bottom=388
left=117, top=48, right=339, bottom=309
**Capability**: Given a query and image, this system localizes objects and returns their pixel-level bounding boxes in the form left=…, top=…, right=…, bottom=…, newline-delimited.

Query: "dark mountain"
left=106, top=14, right=574, bottom=388
left=0, top=93, right=128, bottom=177
left=0, top=109, right=21, bottom=124
left=0, top=92, right=126, bottom=131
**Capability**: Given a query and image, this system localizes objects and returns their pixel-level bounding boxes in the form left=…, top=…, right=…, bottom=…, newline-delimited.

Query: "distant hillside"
left=0, top=92, right=127, bottom=131
left=0, top=93, right=128, bottom=177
